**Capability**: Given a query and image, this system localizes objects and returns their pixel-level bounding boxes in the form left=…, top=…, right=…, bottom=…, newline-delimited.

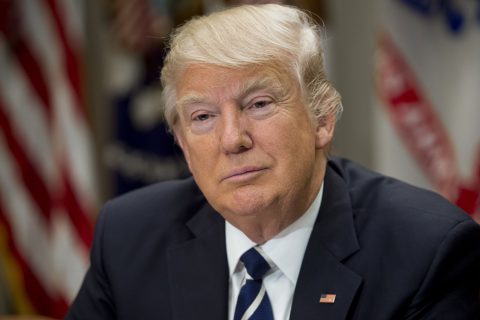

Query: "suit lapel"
left=167, top=203, right=228, bottom=320
left=290, top=164, right=362, bottom=320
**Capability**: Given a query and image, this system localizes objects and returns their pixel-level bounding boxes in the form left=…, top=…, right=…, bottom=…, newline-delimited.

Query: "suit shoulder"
left=99, top=177, right=206, bottom=234
left=329, top=157, right=470, bottom=226
left=107, top=177, right=202, bottom=210
left=330, top=159, right=480, bottom=318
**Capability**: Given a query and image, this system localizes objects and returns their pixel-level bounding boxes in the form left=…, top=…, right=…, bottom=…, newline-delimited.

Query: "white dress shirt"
left=226, top=184, right=323, bottom=320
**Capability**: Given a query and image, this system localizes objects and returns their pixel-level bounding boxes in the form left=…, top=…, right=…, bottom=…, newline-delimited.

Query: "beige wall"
left=326, top=0, right=381, bottom=169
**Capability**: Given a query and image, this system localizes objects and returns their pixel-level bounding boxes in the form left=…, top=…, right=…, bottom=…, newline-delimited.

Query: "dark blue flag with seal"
left=103, top=0, right=191, bottom=196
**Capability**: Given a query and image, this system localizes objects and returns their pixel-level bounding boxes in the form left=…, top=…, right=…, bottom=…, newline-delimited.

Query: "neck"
left=238, top=218, right=293, bottom=244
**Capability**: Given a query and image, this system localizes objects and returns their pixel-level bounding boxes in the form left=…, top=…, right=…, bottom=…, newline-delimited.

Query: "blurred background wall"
left=0, top=0, right=479, bottom=317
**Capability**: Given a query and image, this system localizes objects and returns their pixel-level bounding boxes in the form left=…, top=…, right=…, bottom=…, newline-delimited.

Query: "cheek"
left=263, top=116, right=316, bottom=151
left=279, top=127, right=317, bottom=170
left=184, top=137, right=219, bottom=174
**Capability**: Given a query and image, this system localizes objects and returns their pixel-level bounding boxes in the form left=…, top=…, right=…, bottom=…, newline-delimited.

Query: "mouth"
left=222, top=167, right=268, bottom=182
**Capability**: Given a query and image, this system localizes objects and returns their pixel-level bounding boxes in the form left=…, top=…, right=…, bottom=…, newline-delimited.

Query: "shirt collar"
left=225, top=183, right=323, bottom=285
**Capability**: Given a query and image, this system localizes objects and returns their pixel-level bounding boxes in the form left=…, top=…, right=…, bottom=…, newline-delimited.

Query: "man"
left=67, top=4, right=480, bottom=319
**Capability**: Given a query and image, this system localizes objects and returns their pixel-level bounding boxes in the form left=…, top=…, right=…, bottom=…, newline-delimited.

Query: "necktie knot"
left=240, top=247, right=270, bottom=280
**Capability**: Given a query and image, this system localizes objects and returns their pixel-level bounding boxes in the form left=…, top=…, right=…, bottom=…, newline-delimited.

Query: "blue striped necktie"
left=233, top=247, right=274, bottom=320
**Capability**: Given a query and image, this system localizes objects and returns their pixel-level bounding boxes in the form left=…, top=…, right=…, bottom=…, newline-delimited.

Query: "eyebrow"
left=175, top=74, right=285, bottom=110
left=240, top=76, right=282, bottom=99
left=176, top=93, right=206, bottom=110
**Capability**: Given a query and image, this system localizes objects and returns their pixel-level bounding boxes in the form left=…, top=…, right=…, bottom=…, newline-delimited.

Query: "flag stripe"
left=0, top=38, right=94, bottom=248
left=45, top=0, right=84, bottom=113
left=60, top=166, right=94, bottom=247
left=4, top=35, right=52, bottom=116
left=18, top=0, right=97, bottom=208
left=0, top=129, right=57, bottom=296
left=0, top=34, right=55, bottom=186
left=20, top=0, right=97, bottom=218
left=0, top=103, right=52, bottom=221
left=0, top=130, right=82, bottom=315
left=56, top=0, right=84, bottom=47
left=36, top=0, right=96, bottom=243
left=0, top=204, right=67, bottom=317
left=0, top=123, right=89, bottom=305
left=0, top=44, right=93, bottom=251
left=50, top=210, right=89, bottom=301
left=55, top=95, right=97, bottom=207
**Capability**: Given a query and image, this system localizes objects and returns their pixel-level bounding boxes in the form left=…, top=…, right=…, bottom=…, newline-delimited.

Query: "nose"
left=218, top=107, right=253, bottom=154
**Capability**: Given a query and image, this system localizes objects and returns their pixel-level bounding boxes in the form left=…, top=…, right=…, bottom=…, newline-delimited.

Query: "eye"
left=192, top=113, right=212, bottom=121
left=248, top=98, right=273, bottom=109
left=245, top=94, right=277, bottom=119
left=244, top=97, right=276, bottom=119
left=253, top=100, right=272, bottom=109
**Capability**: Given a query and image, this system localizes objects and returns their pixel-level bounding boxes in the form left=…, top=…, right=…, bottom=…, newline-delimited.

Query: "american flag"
left=319, top=293, right=336, bottom=304
left=0, top=0, right=95, bottom=317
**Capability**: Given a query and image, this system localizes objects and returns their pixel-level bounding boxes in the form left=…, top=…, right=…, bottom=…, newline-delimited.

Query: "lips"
left=222, top=166, right=267, bottom=182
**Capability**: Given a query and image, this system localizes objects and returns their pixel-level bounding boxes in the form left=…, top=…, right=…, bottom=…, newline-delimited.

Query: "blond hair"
left=160, top=4, right=342, bottom=129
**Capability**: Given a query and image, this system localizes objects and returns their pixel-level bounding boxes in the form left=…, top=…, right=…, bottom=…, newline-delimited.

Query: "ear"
left=315, top=114, right=336, bottom=149
left=173, top=128, right=193, bottom=171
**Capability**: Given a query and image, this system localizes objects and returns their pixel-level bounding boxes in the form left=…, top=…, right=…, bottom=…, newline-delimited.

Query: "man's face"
left=174, top=64, right=334, bottom=228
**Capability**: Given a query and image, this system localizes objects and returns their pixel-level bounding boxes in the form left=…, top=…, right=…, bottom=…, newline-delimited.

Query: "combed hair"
left=160, top=4, right=342, bottom=129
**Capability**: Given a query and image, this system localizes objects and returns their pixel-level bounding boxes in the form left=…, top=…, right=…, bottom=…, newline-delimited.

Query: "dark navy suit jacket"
left=66, top=158, right=480, bottom=319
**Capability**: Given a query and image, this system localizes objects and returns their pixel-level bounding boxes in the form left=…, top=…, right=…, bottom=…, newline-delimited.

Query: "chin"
left=226, top=187, right=272, bottom=216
